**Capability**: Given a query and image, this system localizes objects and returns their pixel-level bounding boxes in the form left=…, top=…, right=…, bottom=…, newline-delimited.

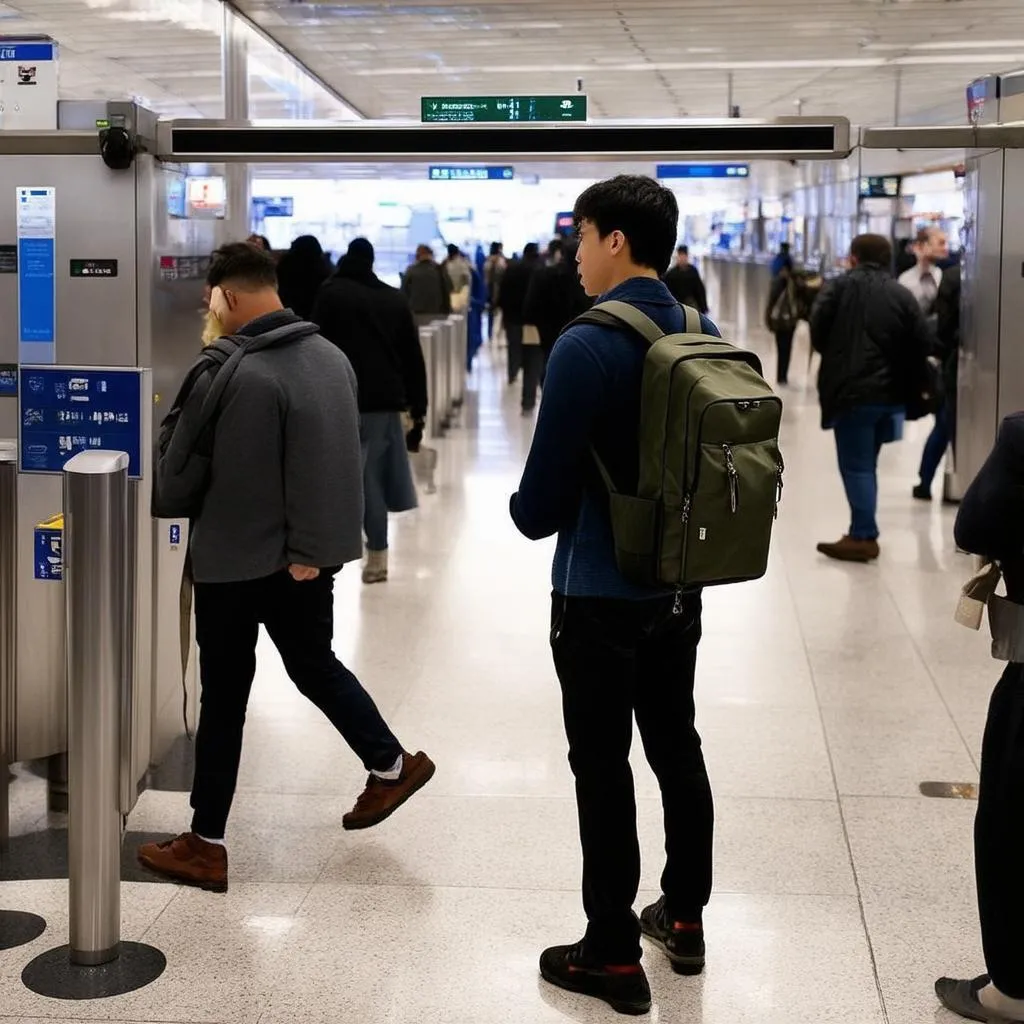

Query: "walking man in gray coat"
left=138, top=243, right=434, bottom=893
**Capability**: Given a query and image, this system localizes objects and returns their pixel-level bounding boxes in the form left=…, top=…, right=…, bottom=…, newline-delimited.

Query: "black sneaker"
left=640, top=897, right=705, bottom=975
left=913, top=484, right=932, bottom=501
left=539, top=942, right=651, bottom=1016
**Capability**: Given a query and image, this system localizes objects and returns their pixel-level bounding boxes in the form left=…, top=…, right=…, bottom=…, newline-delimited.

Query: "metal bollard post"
left=22, top=450, right=165, bottom=998
left=0, top=437, right=48, bottom=952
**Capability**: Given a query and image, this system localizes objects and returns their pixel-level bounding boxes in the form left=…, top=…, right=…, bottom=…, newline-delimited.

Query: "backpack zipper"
left=680, top=493, right=692, bottom=524
left=723, top=444, right=739, bottom=513
left=774, top=452, right=785, bottom=519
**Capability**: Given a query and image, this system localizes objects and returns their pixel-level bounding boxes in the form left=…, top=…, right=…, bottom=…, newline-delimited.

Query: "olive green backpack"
left=573, top=301, right=785, bottom=588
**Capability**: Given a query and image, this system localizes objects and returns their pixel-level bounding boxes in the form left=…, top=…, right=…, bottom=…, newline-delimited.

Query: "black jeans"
left=550, top=592, right=714, bottom=964
left=521, top=346, right=546, bottom=411
left=506, top=320, right=524, bottom=384
left=190, top=570, right=403, bottom=839
left=774, top=329, right=795, bottom=384
left=975, top=661, right=1024, bottom=998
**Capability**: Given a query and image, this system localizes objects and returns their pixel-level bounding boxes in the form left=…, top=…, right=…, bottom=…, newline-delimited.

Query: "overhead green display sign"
left=421, top=95, right=588, bottom=123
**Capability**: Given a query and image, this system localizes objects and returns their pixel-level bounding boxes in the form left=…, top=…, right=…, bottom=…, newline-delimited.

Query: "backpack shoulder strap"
left=680, top=304, right=703, bottom=334
left=573, top=300, right=665, bottom=347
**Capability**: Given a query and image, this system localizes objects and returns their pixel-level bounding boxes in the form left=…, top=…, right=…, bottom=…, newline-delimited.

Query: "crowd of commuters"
left=137, top=181, right=1016, bottom=1023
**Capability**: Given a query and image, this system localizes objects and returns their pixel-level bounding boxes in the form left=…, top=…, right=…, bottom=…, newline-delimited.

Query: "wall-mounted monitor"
left=166, top=173, right=187, bottom=219
left=859, top=176, right=901, bottom=199
left=554, top=212, right=575, bottom=237
left=187, top=176, right=226, bottom=220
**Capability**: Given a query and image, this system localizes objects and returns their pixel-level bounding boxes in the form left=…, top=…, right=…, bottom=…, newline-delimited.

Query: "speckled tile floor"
left=1, top=312, right=994, bottom=1023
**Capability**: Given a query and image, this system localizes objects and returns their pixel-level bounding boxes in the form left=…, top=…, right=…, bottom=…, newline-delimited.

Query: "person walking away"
left=499, top=242, right=541, bottom=387
left=809, top=233, right=933, bottom=563
left=663, top=245, right=709, bottom=313
left=511, top=175, right=720, bottom=1016
left=444, top=244, right=473, bottom=312
left=139, top=243, right=434, bottom=892
left=770, top=241, right=792, bottom=277
left=312, top=238, right=427, bottom=585
left=275, top=235, right=330, bottom=321
left=401, top=244, right=452, bottom=321
left=765, top=253, right=798, bottom=386
left=524, top=237, right=592, bottom=386
left=935, top=412, right=1024, bottom=1024
left=484, top=242, right=507, bottom=341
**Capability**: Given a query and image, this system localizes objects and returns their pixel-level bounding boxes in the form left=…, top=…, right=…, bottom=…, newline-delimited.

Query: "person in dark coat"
left=809, top=233, right=932, bottom=563
left=524, top=238, right=593, bottom=366
left=275, top=235, right=330, bottom=321
left=914, top=263, right=961, bottom=501
left=765, top=254, right=797, bottom=386
left=935, top=412, right=1024, bottom=1024
left=312, top=238, right=427, bottom=585
left=663, top=245, right=708, bottom=313
left=498, top=243, right=542, bottom=386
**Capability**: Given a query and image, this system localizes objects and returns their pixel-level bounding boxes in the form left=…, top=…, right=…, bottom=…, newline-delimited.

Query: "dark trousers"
left=521, top=345, right=546, bottom=411
left=832, top=404, right=903, bottom=540
left=975, top=661, right=1024, bottom=998
left=190, top=570, right=402, bottom=839
left=918, top=401, right=951, bottom=489
left=774, top=329, right=795, bottom=384
left=506, top=320, right=524, bottom=384
left=550, top=592, right=713, bottom=964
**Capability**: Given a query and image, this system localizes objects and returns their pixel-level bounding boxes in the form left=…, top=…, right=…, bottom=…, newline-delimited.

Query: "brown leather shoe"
left=816, top=536, right=880, bottom=563
left=343, top=751, right=436, bottom=831
left=137, top=833, right=228, bottom=892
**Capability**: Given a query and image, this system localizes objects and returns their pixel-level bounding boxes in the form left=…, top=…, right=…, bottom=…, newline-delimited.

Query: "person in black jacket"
left=275, top=235, right=331, bottom=321
left=312, top=238, right=427, bottom=585
left=809, top=233, right=932, bottom=563
left=523, top=238, right=593, bottom=396
left=765, top=255, right=797, bottom=386
left=663, top=245, right=708, bottom=313
left=935, top=413, right=1024, bottom=1024
left=914, top=264, right=961, bottom=501
left=499, top=243, right=542, bottom=386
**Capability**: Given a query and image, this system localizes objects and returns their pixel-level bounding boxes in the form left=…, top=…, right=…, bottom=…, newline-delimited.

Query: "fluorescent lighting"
left=864, top=39, right=1024, bottom=51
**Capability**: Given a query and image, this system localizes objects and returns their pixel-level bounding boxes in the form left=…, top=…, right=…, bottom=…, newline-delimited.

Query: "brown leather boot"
left=343, top=751, right=436, bottom=831
left=137, top=833, right=228, bottom=892
left=816, top=536, right=880, bottom=563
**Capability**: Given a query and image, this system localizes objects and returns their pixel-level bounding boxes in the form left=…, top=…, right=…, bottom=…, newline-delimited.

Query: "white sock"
left=978, top=983, right=1024, bottom=1019
left=196, top=834, right=227, bottom=847
left=371, top=754, right=403, bottom=781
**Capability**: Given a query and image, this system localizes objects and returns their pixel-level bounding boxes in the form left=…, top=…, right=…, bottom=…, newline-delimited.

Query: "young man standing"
left=139, top=243, right=434, bottom=892
left=510, top=177, right=719, bottom=1015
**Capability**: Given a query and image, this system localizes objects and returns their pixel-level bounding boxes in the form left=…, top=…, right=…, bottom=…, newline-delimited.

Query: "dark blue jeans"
left=832, top=404, right=905, bottom=541
left=190, top=570, right=402, bottom=839
left=918, top=401, right=951, bottom=490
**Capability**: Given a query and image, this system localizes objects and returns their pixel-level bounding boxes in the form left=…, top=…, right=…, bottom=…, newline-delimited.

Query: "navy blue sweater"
left=510, top=276, right=720, bottom=599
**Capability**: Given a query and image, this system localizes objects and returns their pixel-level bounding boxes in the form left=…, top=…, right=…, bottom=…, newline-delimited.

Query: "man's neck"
left=604, top=266, right=659, bottom=292
left=918, top=259, right=935, bottom=273
left=244, top=300, right=285, bottom=324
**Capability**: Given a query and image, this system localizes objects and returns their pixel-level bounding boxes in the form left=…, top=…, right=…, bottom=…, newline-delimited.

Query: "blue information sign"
left=429, top=166, right=514, bottom=182
left=0, top=365, right=16, bottom=397
left=656, top=164, right=750, bottom=180
left=251, top=196, right=294, bottom=218
left=0, top=43, right=55, bottom=62
left=19, top=367, right=143, bottom=478
left=169, top=524, right=181, bottom=546
left=17, top=186, right=56, bottom=364
left=34, top=523, right=62, bottom=582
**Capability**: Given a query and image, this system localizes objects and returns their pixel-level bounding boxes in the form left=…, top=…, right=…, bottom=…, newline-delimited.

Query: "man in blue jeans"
left=809, top=234, right=932, bottom=562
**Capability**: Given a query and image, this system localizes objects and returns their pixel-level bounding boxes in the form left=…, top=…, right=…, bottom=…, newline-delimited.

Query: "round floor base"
left=22, top=941, right=166, bottom=999
left=0, top=910, right=47, bottom=951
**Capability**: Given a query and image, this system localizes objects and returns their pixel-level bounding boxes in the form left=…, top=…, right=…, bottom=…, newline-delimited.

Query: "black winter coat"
left=312, top=267, right=428, bottom=420
left=809, top=263, right=932, bottom=428
left=523, top=261, right=592, bottom=352
left=498, top=256, right=540, bottom=323
left=955, top=412, right=1024, bottom=602
left=663, top=263, right=708, bottom=313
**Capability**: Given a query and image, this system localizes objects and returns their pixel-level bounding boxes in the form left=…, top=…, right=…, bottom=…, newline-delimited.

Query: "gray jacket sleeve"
left=153, top=368, right=215, bottom=519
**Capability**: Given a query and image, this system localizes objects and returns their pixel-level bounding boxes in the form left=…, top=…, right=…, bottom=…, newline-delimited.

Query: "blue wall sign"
left=0, top=364, right=16, bottom=397
left=0, top=43, right=55, bottom=61
left=251, top=196, right=294, bottom=219
left=656, top=164, right=750, bottom=180
left=17, top=186, right=56, bottom=365
left=34, top=519, right=63, bottom=582
left=19, top=367, right=143, bottom=478
left=429, top=166, right=514, bottom=182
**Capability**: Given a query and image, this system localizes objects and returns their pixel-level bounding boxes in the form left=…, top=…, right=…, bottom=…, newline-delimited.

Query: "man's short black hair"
left=573, top=175, right=678, bottom=273
left=677, top=244, right=689, bottom=255
left=851, top=233, right=892, bottom=267
left=523, top=242, right=540, bottom=259
left=208, top=242, right=277, bottom=290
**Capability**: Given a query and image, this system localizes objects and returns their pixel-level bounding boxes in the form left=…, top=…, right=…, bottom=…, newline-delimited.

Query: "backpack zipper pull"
left=774, top=460, right=785, bottom=519
left=680, top=493, right=692, bottom=524
left=673, top=588, right=683, bottom=616
left=723, top=444, right=739, bottom=513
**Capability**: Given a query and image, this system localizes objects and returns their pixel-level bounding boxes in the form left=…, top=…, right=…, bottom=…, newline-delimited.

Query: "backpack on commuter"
left=572, top=301, right=785, bottom=589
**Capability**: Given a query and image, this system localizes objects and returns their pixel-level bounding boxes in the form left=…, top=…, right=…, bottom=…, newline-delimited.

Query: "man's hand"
left=288, top=564, right=320, bottom=582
